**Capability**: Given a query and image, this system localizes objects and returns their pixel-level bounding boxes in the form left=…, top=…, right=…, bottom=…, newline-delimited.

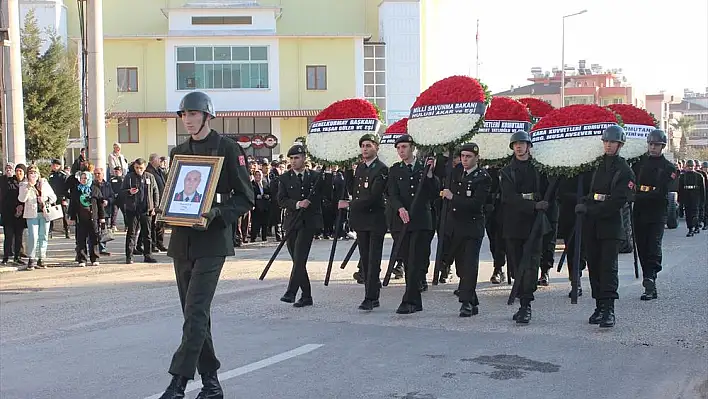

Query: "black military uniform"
left=444, top=143, right=490, bottom=317
left=501, top=131, right=549, bottom=324
left=347, top=134, right=388, bottom=311
left=678, top=159, right=705, bottom=236
left=556, top=173, right=590, bottom=296
left=277, top=145, right=323, bottom=307
left=484, top=166, right=506, bottom=283
left=387, top=134, right=438, bottom=314
left=159, top=92, right=254, bottom=399
left=695, top=161, right=708, bottom=230
left=702, top=161, right=708, bottom=229
left=576, top=125, right=635, bottom=328
left=631, top=129, right=678, bottom=300
left=539, top=193, right=559, bottom=286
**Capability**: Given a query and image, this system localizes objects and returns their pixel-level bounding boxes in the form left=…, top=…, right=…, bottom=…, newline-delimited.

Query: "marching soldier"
left=679, top=159, right=705, bottom=236
left=443, top=143, right=490, bottom=316
left=158, top=91, right=253, bottom=399
left=501, top=130, right=549, bottom=324
left=484, top=165, right=506, bottom=284
left=556, top=174, right=589, bottom=297
left=277, top=144, right=323, bottom=308
left=338, top=134, right=389, bottom=311
left=387, top=134, right=438, bottom=314
left=574, top=125, right=635, bottom=328
left=631, top=129, right=677, bottom=301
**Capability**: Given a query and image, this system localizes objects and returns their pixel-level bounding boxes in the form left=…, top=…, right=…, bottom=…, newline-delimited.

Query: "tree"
left=21, top=10, right=81, bottom=162
left=671, top=116, right=695, bottom=160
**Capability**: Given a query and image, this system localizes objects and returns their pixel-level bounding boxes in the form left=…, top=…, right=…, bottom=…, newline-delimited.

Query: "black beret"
left=51, top=159, right=62, bottom=165
left=287, top=144, right=306, bottom=157
left=359, top=133, right=379, bottom=146
left=394, top=134, right=414, bottom=146
left=457, top=143, right=480, bottom=156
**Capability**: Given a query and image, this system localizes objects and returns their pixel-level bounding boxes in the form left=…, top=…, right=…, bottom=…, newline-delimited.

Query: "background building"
left=670, top=89, right=708, bottom=150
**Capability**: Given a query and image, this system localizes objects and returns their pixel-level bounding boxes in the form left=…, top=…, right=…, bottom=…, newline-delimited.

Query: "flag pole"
left=475, top=19, right=480, bottom=78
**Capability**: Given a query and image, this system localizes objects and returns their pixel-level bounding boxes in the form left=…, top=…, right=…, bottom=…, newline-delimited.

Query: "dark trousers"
left=250, top=210, right=268, bottom=241
left=506, top=238, right=540, bottom=301
left=151, top=215, right=165, bottom=249
left=584, top=232, right=620, bottom=300
left=76, top=219, right=99, bottom=263
left=285, top=227, right=315, bottom=299
left=563, top=233, right=586, bottom=279
left=449, top=234, right=483, bottom=305
left=125, top=212, right=152, bottom=257
left=684, top=201, right=699, bottom=228
left=395, top=230, right=433, bottom=307
left=634, top=220, right=664, bottom=280
left=110, top=204, right=124, bottom=228
left=485, top=208, right=506, bottom=271
left=2, top=220, right=24, bottom=260
left=322, top=204, right=336, bottom=237
left=540, top=221, right=558, bottom=273
left=169, top=257, right=224, bottom=379
left=355, top=230, right=385, bottom=301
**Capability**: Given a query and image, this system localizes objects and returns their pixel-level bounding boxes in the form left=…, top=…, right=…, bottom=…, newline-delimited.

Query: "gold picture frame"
left=157, top=155, right=224, bottom=227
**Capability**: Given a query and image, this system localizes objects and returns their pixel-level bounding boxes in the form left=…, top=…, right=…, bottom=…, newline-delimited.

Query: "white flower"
left=377, top=143, right=400, bottom=168
left=307, top=130, right=365, bottom=163
left=473, top=133, right=513, bottom=161
left=533, top=136, right=605, bottom=168
left=408, top=113, right=482, bottom=146
left=623, top=124, right=654, bottom=160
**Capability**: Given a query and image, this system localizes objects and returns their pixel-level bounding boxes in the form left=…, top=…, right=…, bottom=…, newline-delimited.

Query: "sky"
left=424, top=0, right=708, bottom=96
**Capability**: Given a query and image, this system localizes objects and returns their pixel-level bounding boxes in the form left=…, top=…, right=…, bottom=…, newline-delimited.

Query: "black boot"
left=599, top=299, right=615, bottom=328
left=640, top=278, right=657, bottom=301
left=537, top=270, right=549, bottom=286
left=459, top=302, right=478, bottom=317
left=392, top=262, right=404, bottom=279
left=196, top=371, right=223, bottom=399
left=588, top=299, right=603, bottom=324
left=158, top=375, right=189, bottom=399
left=515, top=300, right=532, bottom=324
left=687, top=229, right=694, bottom=237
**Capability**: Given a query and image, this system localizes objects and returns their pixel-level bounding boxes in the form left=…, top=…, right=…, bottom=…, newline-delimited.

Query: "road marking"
left=142, top=344, right=324, bottom=399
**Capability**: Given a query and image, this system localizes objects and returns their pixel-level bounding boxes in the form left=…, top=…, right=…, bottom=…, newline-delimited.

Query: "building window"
left=176, top=46, right=269, bottom=90
left=613, top=98, right=623, bottom=104
left=118, top=119, right=139, bottom=143
left=176, top=117, right=274, bottom=158
left=191, top=16, right=252, bottom=25
left=364, top=43, right=386, bottom=122
left=306, top=66, right=327, bottom=90
left=117, top=67, right=138, bottom=92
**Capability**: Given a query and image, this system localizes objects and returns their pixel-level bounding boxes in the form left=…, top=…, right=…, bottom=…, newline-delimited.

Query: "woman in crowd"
left=18, top=165, right=57, bottom=270
left=68, top=171, right=105, bottom=267
left=1, top=164, right=27, bottom=266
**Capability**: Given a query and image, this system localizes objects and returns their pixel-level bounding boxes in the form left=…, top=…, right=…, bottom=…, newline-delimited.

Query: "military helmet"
left=686, top=159, right=695, bottom=167
left=702, top=161, right=708, bottom=168
left=177, top=91, right=215, bottom=119
left=601, top=125, right=626, bottom=143
left=646, top=129, right=667, bottom=145
left=509, top=130, right=533, bottom=150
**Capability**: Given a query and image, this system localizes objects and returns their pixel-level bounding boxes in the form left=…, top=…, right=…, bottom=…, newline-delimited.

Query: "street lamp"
left=561, top=9, right=587, bottom=107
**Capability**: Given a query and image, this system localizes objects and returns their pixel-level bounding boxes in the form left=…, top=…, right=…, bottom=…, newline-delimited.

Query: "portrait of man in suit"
left=173, top=169, right=203, bottom=203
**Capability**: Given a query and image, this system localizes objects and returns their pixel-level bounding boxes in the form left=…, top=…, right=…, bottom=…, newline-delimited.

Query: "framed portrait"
left=157, top=155, right=224, bottom=227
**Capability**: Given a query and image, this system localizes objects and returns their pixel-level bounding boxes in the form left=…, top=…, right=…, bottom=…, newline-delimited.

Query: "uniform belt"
left=639, top=185, right=656, bottom=192
left=592, top=193, right=609, bottom=202
left=684, top=185, right=697, bottom=189
left=521, top=193, right=536, bottom=200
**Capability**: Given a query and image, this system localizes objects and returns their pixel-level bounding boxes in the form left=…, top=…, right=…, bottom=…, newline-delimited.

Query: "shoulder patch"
left=670, top=171, right=677, bottom=180
left=238, top=155, right=246, bottom=166
left=628, top=180, right=635, bottom=190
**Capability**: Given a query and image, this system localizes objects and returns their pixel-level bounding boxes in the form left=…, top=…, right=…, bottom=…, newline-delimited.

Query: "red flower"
left=518, top=97, right=555, bottom=119
left=531, top=104, right=619, bottom=131
left=412, top=75, right=486, bottom=108
left=385, top=118, right=408, bottom=134
left=606, top=104, right=657, bottom=127
left=313, top=99, right=378, bottom=122
left=484, top=97, right=531, bottom=121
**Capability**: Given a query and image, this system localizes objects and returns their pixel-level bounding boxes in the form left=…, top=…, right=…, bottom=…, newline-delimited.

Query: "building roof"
left=493, top=82, right=561, bottom=96
left=107, top=110, right=322, bottom=119
left=670, top=101, right=708, bottom=112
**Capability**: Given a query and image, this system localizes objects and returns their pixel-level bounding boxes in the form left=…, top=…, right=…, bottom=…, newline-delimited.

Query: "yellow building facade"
left=62, top=0, right=406, bottom=162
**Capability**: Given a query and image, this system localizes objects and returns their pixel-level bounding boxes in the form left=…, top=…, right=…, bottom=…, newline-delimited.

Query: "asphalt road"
left=0, top=221, right=706, bottom=399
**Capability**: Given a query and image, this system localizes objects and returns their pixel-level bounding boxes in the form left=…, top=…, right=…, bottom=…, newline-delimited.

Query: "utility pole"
left=84, top=0, right=106, bottom=170
left=2, top=0, right=27, bottom=164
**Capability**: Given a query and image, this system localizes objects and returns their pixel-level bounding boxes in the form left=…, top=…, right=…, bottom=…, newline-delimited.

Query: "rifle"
left=339, top=239, right=358, bottom=269
left=259, top=172, right=325, bottom=281
left=570, top=175, right=584, bottom=304
left=432, top=151, right=455, bottom=285
left=324, top=169, right=354, bottom=285
left=629, top=202, right=639, bottom=279
left=556, top=226, right=575, bottom=272
left=382, top=162, right=433, bottom=286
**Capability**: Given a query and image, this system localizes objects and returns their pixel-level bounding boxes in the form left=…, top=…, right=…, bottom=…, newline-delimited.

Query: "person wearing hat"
left=575, top=125, right=635, bottom=328
left=157, top=91, right=254, bottom=399
left=48, top=159, right=71, bottom=239
left=276, top=144, right=323, bottom=307
left=338, top=133, right=389, bottom=311
left=439, top=142, right=490, bottom=317
left=1, top=164, right=28, bottom=266
left=630, top=129, right=678, bottom=300
left=678, top=159, right=705, bottom=237
left=501, top=130, right=552, bottom=324
left=386, top=134, right=437, bottom=314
